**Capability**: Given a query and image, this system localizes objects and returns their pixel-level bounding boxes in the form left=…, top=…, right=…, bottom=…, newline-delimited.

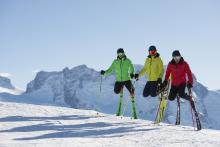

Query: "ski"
left=175, top=96, right=180, bottom=125
left=131, top=97, right=137, bottom=119
left=188, top=88, right=202, bottom=131
left=154, top=80, right=170, bottom=124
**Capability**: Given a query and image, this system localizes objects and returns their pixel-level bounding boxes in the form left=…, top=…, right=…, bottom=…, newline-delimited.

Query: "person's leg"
left=143, top=82, right=151, bottom=97
left=178, top=84, right=190, bottom=101
left=114, top=82, right=123, bottom=94
left=124, top=80, right=135, bottom=96
left=150, top=81, right=159, bottom=97
left=115, top=82, right=124, bottom=116
left=124, top=80, right=137, bottom=119
left=168, top=86, right=178, bottom=101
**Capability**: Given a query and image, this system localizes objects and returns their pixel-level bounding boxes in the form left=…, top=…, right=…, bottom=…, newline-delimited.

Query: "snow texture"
left=0, top=99, right=220, bottom=147
left=22, top=65, right=220, bottom=130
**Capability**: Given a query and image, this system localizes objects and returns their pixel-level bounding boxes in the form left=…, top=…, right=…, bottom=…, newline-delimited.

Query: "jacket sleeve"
left=185, top=62, right=193, bottom=84
left=128, top=59, right=135, bottom=74
left=104, top=60, right=115, bottom=76
left=165, top=63, right=171, bottom=81
left=139, top=59, right=148, bottom=77
left=158, top=58, right=164, bottom=79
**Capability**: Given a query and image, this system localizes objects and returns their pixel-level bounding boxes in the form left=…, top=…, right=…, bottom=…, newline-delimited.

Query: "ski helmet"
left=172, top=50, right=181, bottom=57
left=117, top=48, right=124, bottom=54
left=148, top=46, right=157, bottom=51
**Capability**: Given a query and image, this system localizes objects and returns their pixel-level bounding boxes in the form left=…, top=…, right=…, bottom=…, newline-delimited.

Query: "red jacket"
left=165, top=58, right=193, bottom=86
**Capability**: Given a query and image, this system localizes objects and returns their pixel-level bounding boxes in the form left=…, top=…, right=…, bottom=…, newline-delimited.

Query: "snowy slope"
left=0, top=99, right=220, bottom=147
left=23, top=65, right=220, bottom=130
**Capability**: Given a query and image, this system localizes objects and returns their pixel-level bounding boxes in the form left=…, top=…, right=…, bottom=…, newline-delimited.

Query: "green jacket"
left=104, top=57, right=135, bottom=82
left=139, top=53, right=164, bottom=81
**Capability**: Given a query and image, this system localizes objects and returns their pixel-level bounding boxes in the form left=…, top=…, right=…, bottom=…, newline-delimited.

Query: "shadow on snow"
left=0, top=115, right=158, bottom=140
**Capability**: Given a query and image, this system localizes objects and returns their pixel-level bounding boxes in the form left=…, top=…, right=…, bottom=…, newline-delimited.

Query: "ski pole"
left=154, top=84, right=163, bottom=124
left=176, top=95, right=181, bottom=125
left=100, top=75, right=103, bottom=93
left=123, top=79, right=135, bottom=119
left=121, top=80, right=135, bottom=118
left=188, top=88, right=196, bottom=130
left=121, top=96, right=129, bottom=118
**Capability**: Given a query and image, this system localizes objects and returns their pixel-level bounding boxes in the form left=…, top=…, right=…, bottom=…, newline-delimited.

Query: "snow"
left=0, top=76, right=23, bottom=95
left=0, top=98, right=220, bottom=147
left=204, top=91, right=220, bottom=129
left=0, top=76, right=15, bottom=89
left=23, top=65, right=220, bottom=130
left=0, top=87, right=23, bottom=95
left=0, top=72, right=11, bottom=78
left=1, top=64, right=220, bottom=146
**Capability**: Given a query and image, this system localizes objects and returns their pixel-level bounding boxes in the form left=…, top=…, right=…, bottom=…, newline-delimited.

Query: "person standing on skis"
left=100, top=48, right=137, bottom=119
left=162, top=50, right=193, bottom=101
left=161, top=50, right=202, bottom=130
left=135, top=45, right=164, bottom=97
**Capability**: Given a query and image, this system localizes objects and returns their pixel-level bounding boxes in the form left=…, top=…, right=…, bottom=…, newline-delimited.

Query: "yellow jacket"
left=139, top=53, right=164, bottom=81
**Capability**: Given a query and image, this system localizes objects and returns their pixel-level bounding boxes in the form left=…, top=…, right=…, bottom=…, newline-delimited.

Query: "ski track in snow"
left=0, top=100, right=220, bottom=147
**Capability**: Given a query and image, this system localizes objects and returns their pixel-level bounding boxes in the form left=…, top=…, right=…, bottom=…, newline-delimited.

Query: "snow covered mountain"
left=0, top=76, right=15, bottom=89
left=23, top=65, right=220, bottom=130
left=0, top=76, right=23, bottom=95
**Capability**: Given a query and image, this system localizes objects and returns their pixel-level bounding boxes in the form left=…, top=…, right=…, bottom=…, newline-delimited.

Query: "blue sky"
left=0, top=0, right=220, bottom=90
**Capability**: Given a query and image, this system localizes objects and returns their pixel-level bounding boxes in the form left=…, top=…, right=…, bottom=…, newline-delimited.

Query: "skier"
left=135, top=45, right=164, bottom=97
left=162, top=50, right=193, bottom=101
left=100, top=48, right=137, bottom=119
left=161, top=50, right=201, bottom=130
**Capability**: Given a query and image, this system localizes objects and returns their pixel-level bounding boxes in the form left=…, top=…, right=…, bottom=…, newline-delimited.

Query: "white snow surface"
left=0, top=98, right=220, bottom=147
left=0, top=87, right=23, bottom=95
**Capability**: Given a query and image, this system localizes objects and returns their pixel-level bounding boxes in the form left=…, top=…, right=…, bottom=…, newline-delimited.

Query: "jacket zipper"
left=149, top=58, right=152, bottom=80
left=120, top=59, right=123, bottom=81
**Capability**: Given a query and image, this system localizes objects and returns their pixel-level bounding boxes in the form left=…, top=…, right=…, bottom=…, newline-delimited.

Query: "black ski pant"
left=168, top=83, right=190, bottom=101
left=114, top=80, right=134, bottom=95
left=143, top=81, right=158, bottom=97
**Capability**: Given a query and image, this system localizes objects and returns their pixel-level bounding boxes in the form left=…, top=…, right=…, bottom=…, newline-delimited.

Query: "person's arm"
left=128, top=59, right=135, bottom=74
left=139, top=59, right=148, bottom=77
left=158, top=58, right=164, bottom=79
left=104, top=60, right=115, bottom=76
left=165, top=63, right=171, bottom=81
left=185, top=62, right=193, bottom=84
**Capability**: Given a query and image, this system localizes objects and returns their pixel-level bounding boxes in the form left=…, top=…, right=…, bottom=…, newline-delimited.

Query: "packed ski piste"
left=101, top=46, right=202, bottom=131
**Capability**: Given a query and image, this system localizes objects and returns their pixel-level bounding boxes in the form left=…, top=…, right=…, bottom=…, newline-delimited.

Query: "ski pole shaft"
left=176, top=95, right=181, bottom=125
left=100, top=75, right=103, bottom=92
left=188, top=88, right=196, bottom=130
left=122, top=97, right=129, bottom=117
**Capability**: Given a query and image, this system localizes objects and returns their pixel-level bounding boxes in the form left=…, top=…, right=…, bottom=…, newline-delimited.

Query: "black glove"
left=157, top=78, right=162, bottom=85
left=134, top=73, right=139, bottom=80
left=100, top=70, right=105, bottom=75
left=162, top=80, right=168, bottom=88
left=187, top=83, right=193, bottom=89
left=130, top=73, right=135, bottom=79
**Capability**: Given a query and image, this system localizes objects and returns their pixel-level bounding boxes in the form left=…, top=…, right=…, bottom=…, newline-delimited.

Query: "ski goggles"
left=117, top=53, right=124, bottom=56
left=173, top=56, right=181, bottom=60
left=149, top=50, right=157, bottom=55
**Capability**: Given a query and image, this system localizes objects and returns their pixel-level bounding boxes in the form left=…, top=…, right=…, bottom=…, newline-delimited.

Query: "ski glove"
left=130, top=73, right=135, bottom=79
left=134, top=74, right=139, bottom=80
left=101, top=70, right=105, bottom=75
left=157, top=78, right=162, bottom=85
left=187, top=83, right=193, bottom=89
left=162, top=80, right=168, bottom=89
